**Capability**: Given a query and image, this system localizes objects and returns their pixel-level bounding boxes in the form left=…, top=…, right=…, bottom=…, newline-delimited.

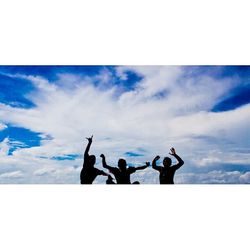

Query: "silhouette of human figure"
left=152, top=148, right=184, bottom=184
left=106, top=175, right=116, bottom=184
left=80, top=135, right=109, bottom=184
left=100, top=154, right=149, bottom=184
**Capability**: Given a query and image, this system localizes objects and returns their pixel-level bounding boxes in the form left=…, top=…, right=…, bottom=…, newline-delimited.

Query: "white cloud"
left=177, top=170, right=250, bottom=184
left=0, top=66, right=249, bottom=183
left=0, top=122, right=7, bottom=131
left=0, top=170, right=23, bottom=179
left=0, top=138, right=10, bottom=156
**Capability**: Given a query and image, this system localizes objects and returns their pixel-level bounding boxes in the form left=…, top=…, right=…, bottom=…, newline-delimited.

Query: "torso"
left=159, top=167, right=176, bottom=184
left=80, top=162, right=100, bottom=184
left=113, top=167, right=135, bottom=184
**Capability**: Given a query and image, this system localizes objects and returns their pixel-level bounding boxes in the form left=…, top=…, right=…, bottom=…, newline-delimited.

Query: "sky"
left=0, top=65, right=250, bottom=184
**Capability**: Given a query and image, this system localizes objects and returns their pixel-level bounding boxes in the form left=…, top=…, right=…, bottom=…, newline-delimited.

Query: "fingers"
left=86, top=135, right=93, bottom=142
left=170, top=147, right=176, bottom=154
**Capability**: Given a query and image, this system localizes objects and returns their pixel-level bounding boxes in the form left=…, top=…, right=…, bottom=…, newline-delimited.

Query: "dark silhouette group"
left=80, top=136, right=184, bottom=185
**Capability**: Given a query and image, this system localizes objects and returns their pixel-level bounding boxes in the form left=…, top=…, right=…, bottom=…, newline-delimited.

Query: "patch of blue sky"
left=1, top=65, right=249, bottom=84
left=212, top=83, right=250, bottom=112
left=216, top=66, right=250, bottom=79
left=220, top=163, right=250, bottom=173
left=0, top=66, right=144, bottom=100
left=182, top=66, right=250, bottom=80
left=0, top=73, right=36, bottom=108
left=118, top=70, right=143, bottom=90
left=0, top=66, right=143, bottom=99
left=52, top=154, right=81, bottom=161
left=0, top=126, right=41, bottom=155
left=7, top=142, right=25, bottom=155
left=0, top=66, right=105, bottom=82
left=181, top=66, right=222, bottom=79
left=179, top=66, right=250, bottom=112
left=102, top=66, right=143, bottom=90
left=181, top=163, right=250, bottom=174
left=125, top=151, right=145, bottom=157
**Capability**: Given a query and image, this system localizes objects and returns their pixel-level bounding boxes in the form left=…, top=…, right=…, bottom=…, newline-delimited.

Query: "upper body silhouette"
left=80, top=136, right=109, bottom=184
left=152, top=148, right=184, bottom=184
left=100, top=154, right=149, bottom=184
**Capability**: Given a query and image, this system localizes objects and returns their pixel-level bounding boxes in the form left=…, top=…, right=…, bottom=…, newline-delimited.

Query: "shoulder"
left=128, top=167, right=136, bottom=173
left=110, top=167, right=119, bottom=173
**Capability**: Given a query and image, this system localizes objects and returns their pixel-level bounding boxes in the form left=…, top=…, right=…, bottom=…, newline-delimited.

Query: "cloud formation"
left=0, top=66, right=249, bottom=183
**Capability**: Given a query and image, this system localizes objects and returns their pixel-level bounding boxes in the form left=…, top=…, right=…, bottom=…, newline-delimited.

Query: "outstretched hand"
left=86, top=135, right=93, bottom=143
left=100, top=154, right=105, bottom=158
left=145, top=162, right=150, bottom=167
left=154, top=155, right=160, bottom=161
left=169, top=147, right=176, bottom=155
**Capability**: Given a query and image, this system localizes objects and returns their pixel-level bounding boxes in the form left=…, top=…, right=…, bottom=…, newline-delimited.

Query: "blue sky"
left=0, top=66, right=250, bottom=183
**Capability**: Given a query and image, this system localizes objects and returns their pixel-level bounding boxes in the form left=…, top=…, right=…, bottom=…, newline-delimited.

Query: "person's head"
left=118, top=158, right=127, bottom=171
left=88, top=155, right=96, bottom=166
left=163, top=157, right=172, bottom=167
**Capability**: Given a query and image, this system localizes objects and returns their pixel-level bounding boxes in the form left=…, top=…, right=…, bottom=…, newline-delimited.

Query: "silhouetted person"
left=152, top=148, right=184, bottom=184
left=80, top=135, right=109, bottom=184
left=106, top=175, right=116, bottom=184
left=100, top=154, right=149, bottom=184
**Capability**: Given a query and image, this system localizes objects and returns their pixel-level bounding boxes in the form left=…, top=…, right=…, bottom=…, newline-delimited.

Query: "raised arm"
left=152, top=156, right=161, bottom=171
left=135, top=162, right=150, bottom=171
left=100, top=154, right=116, bottom=172
left=169, top=148, right=184, bottom=170
left=97, top=169, right=110, bottom=177
left=84, top=135, right=93, bottom=159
